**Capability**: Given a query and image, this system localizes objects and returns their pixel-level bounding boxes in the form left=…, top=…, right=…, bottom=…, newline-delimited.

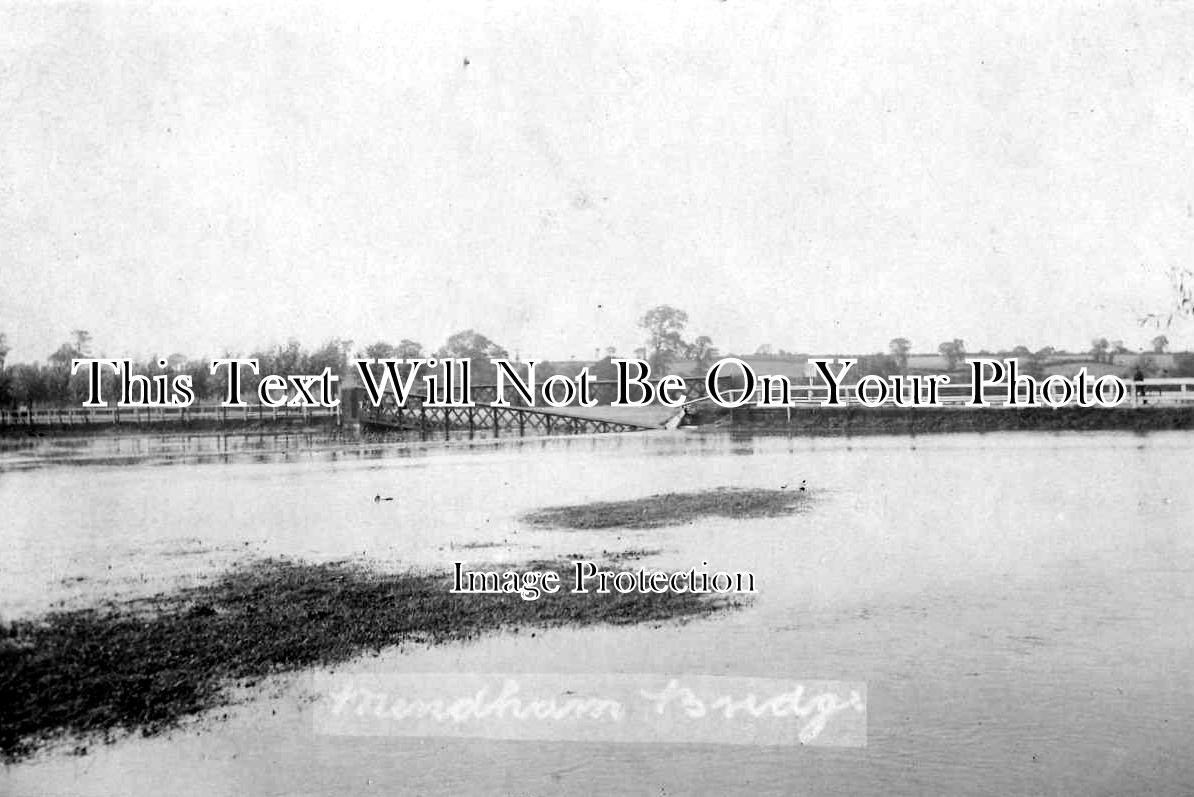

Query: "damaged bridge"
left=349, top=377, right=715, bottom=436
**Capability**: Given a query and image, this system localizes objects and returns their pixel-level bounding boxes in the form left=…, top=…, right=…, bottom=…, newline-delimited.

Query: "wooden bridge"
left=358, top=398, right=656, bottom=435
left=352, top=376, right=718, bottom=435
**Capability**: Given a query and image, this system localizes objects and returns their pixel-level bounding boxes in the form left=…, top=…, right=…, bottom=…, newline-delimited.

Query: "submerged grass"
left=0, top=557, right=730, bottom=762
left=521, top=487, right=809, bottom=530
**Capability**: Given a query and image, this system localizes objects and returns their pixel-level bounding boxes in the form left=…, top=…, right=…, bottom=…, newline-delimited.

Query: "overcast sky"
left=3, top=1, right=1194, bottom=364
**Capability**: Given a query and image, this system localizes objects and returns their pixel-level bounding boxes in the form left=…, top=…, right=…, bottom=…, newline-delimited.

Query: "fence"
left=0, top=404, right=341, bottom=427
left=706, top=377, right=1194, bottom=408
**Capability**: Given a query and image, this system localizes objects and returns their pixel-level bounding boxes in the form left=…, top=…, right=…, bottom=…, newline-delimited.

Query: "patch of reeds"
left=521, top=487, right=809, bottom=530
left=0, top=557, right=731, bottom=762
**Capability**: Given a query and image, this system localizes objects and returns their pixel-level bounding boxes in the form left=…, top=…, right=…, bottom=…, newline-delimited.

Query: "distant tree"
left=356, top=340, right=422, bottom=385
left=589, top=356, right=619, bottom=381
left=754, top=343, right=773, bottom=357
left=889, top=338, right=911, bottom=373
left=364, top=341, right=398, bottom=360
left=47, top=344, right=77, bottom=368
left=687, top=335, right=719, bottom=371
left=307, top=338, right=353, bottom=377
left=638, top=305, right=689, bottom=372
left=437, top=330, right=508, bottom=383
left=46, top=333, right=92, bottom=405
left=183, top=358, right=214, bottom=402
left=1034, top=346, right=1056, bottom=361
left=1152, top=335, right=1169, bottom=354
left=395, top=339, right=424, bottom=358
left=8, top=363, right=49, bottom=407
left=266, top=339, right=305, bottom=377
left=1006, top=345, right=1044, bottom=378
left=0, top=334, right=10, bottom=406
left=1090, top=337, right=1110, bottom=364
left=163, top=352, right=189, bottom=372
left=438, top=330, right=507, bottom=361
left=938, top=339, right=966, bottom=370
left=71, top=330, right=92, bottom=357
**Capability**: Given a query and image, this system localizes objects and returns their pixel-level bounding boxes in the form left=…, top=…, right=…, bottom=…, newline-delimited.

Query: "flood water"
left=3, top=429, right=1194, bottom=796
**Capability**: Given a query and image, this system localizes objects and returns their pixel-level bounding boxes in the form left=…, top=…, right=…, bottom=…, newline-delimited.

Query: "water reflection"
left=0, top=427, right=646, bottom=471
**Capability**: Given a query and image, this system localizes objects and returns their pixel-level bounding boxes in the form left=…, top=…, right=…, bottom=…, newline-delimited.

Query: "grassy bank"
left=522, top=488, right=809, bottom=530
left=689, top=405, right=1194, bottom=435
left=0, top=556, right=730, bottom=762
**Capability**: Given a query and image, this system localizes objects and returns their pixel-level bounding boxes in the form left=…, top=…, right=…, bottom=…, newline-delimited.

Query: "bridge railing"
left=358, top=397, right=654, bottom=435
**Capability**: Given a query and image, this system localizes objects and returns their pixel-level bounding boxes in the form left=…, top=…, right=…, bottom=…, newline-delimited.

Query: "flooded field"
left=3, top=429, right=1194, bottom=795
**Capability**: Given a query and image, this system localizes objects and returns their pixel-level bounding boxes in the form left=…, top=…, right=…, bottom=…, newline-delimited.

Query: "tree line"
left=0, top=309, right=1187, bottom=409
left=0, top=329, right=510, bottom=408
left=0, top=307, right=722, bottom=408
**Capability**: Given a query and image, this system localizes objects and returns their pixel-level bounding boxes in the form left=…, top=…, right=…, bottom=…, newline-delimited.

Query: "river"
left=3, top=429, right=1193, bottom=795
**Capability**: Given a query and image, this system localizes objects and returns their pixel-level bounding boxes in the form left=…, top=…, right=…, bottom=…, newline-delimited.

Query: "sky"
left=3, top=0, right=1194, bottom=364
